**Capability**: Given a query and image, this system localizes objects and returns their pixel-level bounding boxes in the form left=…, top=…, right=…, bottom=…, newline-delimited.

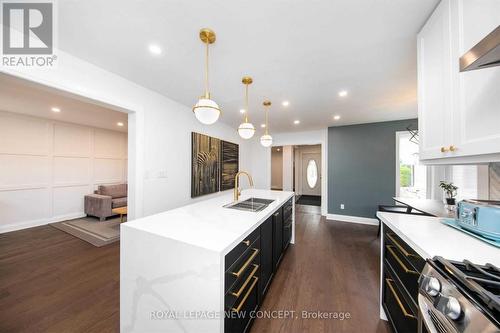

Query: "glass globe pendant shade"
left=193, top=98, right=221, bottom=125
left=260, top=134, right=273, bottom=147
left=238, top=122, right=255, bottom=139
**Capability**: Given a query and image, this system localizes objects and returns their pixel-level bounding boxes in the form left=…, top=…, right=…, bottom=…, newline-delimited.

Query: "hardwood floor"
left=0, top=206, right=389, bottom=333
left=0, top=225, right=120, bottom=333
left=250, top=205, right=390, bottom=333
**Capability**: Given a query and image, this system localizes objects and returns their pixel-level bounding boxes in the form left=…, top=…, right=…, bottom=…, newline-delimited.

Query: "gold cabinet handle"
left=242, top=240, right=250, bottom=246
left=386, top=279, right=416, bottom=319
left=231, top=264, right=259, bottom=297
left=386, top=234, right=419, bottom=258
left=231, top=248, right=259, bottom=277
left=231, top=276, right=258, bottom=312
left=386, top=245, right=419, bottom=275
left=449, top=145, right=456, bottom=152
left=441, top=146, right=449, bottom=153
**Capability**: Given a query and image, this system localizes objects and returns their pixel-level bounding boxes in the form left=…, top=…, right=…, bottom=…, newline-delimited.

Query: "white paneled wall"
left=0, top=111, right=127, bottom=233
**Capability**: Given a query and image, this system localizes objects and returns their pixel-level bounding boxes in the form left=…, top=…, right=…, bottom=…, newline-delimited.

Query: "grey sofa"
left=85, top=184, right=127, bottom=221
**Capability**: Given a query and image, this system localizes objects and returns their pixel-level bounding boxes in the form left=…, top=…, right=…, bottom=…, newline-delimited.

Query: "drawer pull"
left=231, top=276, right=258, bottom=312
left=242, top=240, right=250, bottom=246
left=386, top=245, right=419, bottom=275
left=387, top=233, right=419, bottom=258
left=231, top=264, right=259, bottom=297
left=385, top=278, right=416, bottom=319
left=231, top=248, right=259, bottom=277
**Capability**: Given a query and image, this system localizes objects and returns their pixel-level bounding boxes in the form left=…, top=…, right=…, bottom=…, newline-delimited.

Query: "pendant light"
left=192, top=28, right=221, bottom=125
left=260, top=100, right=273, bottom=147
left=238, top=76, right=255, bottom=139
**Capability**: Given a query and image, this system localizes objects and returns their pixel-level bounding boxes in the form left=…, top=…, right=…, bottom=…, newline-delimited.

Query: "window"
left=306, top=159, right=318, bottom=188
left=397, top=132, right=427, bottom=199
left=449, top=165, right=478, bottom=200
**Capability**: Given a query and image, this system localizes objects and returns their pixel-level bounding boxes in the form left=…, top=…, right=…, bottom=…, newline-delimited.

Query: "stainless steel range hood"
left=460, top=25, right=500, bottom=72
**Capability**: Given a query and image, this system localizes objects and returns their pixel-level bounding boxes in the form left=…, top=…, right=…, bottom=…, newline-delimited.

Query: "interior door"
left=301, top=152, right=321, bottom=196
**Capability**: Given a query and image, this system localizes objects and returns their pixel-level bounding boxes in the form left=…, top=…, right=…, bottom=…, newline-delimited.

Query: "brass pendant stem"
left=244, top=84, right=249, bottom=123
left=204, top=40, right=210, bottom=99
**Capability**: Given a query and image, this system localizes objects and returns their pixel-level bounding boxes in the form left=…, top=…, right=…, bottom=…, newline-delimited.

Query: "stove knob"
left=445, top=297, right=461, bottom=320
left=425, top=276, right=441, bottom=296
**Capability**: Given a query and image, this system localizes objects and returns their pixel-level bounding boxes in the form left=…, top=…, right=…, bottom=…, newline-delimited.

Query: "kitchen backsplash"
left=490, top=163, right=500, bottom=200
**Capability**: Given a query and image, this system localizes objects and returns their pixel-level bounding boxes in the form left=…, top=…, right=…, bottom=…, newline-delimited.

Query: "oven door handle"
left=417, top=294, right=440, bottom=333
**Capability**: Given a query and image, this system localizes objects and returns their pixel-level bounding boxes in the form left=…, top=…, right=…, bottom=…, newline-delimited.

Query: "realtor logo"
left=1, top=0, right=56, bottom=67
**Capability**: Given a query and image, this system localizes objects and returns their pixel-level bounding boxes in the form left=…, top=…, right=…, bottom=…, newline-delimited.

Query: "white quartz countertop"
left=377, top=212, right=500, bottom=267
left=123, top=189, right=294, bottom=254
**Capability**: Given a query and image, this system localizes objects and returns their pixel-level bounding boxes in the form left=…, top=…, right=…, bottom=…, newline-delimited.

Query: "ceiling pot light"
left=338, top=90, right=348, bottom=97
left=51, top=107, right=60, bottom=113
left=260, top=100, right=273, bottom=147
left=334, top=115, right=341, bottom=120
left=294, top=120, right=300, bottom=125
left=261, top=124, right=266, bottom=128
left=238, top=76, right=255, bottom=139
left=240, top=109, right=246, bottom=114
left=192, top=28, right=221, bottom=125
left=282, top=100, right=290, bottom=107
left=117, top=122, right=124, bottom=127
left=148, top=44, right=162, bottom=55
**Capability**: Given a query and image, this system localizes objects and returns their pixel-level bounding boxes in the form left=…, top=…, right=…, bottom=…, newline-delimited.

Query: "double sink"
left=225, top=197, right=275, bottom=212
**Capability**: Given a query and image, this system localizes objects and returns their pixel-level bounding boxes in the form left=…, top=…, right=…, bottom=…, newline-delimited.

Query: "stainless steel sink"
left=224, top=197, right=275, bottom=212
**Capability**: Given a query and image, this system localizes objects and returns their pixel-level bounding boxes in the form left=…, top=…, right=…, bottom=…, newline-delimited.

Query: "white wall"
left=1, top=50, right=257, bottom=228
left=0, top=111, right=127, bottom=232
left=282, top=146, right=294, bottom=191
left=271, top=149, right=283, bottom=190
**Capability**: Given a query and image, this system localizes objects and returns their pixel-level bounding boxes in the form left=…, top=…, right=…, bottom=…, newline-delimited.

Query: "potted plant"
left=439, top=181, right=458, bottom=205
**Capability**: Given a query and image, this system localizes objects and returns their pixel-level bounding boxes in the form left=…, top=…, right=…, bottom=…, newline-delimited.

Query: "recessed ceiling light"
left=117, top=122, right=124, bottom=127
left=334, top=115, right=341, bottom=120
left=294, top=120, right=300, bottom=125
left=277, top=148, right=281, bottom=151
left=148, top=44, right=162, bottom=55
left=51, top=107, right=60, bottom=113
left=282, top=101, right=290, bottom=107
left=338, top=90, right=348, bottom=97
left=261, top=124, right=266, bottom=128
left=240, top=109, right=246, bottom=114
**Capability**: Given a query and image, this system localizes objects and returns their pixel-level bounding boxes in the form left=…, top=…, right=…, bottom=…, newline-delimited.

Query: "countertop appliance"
left=418, top=257, right=500, bottom=333
left=456, top=200, right=500, bottom=241
left=460, top=25, right=500, bottom=72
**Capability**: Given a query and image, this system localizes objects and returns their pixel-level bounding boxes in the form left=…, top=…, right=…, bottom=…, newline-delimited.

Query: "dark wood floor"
left=0, top=205, right=389, bottom=333
left=251, top=205, right=389, bottom=333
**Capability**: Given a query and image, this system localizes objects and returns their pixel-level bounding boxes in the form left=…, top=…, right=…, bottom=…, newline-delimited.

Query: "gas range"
left=418, top=257, right=500, bottom=333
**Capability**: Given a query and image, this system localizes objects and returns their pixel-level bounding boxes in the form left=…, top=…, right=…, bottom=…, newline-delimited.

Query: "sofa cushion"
left=98, top=184, right=127, bottom=199
left=112, top=197, right=127, bottom=208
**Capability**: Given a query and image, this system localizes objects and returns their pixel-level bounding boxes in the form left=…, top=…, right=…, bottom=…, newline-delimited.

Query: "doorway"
left=295, top=145, right=321, bottom=206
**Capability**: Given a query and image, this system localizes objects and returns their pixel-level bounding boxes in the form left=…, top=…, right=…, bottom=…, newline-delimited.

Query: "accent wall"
left=328, top=119, right=418, bottom=218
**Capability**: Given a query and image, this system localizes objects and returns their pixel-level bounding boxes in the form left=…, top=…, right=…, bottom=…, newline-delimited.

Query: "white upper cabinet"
left=417, top=0, right=454, bottom=160
left=418, top=0, right=500, bottom=163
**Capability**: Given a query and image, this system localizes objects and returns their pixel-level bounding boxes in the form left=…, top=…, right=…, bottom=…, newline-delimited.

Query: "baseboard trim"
left=0, top=212, right=87, bottom=234
left=326, top=214, right=379, bottom=226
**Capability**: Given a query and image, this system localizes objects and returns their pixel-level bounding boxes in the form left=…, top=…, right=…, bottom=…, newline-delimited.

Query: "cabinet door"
left=272, top=209, right=283, bottom=272
left=259, top=217, right=273, bottom=302
left=453, top=0, right=500, bottom=157
left=417, top=0, right=454, bottom=160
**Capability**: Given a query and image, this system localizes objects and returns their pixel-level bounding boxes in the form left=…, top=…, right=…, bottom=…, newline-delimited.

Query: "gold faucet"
left=234, top=171, right=254, bottom=201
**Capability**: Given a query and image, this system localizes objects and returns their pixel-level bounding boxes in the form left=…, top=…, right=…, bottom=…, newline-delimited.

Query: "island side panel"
left=120, top=225, right=222, bottom=333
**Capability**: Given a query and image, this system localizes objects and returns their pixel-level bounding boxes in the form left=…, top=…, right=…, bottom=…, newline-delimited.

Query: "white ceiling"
left=0, top=74, right=128, bottom=132
left=57, top=0, right=438, bottom=133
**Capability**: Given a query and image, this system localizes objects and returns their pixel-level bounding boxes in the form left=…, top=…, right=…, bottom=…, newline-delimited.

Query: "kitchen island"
left=377, top=212, right=500, bottom=331
left=120, top=189, right=295, bottom=333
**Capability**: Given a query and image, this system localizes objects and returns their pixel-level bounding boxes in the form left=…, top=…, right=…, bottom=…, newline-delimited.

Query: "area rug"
left=50, top=216, right=122, bottom=247
left=296, top=195, right=321, bottom=206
